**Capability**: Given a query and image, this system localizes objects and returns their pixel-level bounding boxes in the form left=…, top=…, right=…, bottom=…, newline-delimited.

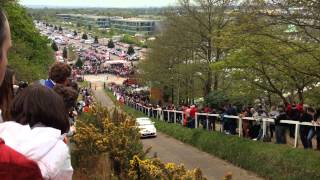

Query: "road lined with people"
left=89, top=82, right=262, bottom=180
left=109, top=83, right=320, bottom=150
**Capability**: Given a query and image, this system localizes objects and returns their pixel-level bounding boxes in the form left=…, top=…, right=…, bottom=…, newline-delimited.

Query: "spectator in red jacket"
left=190, top=105, right=198, bottom=128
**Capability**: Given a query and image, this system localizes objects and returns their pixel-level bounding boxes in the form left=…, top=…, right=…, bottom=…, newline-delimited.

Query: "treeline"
left=139, top=0, right=320, bottom=107
left=28, top=7, right=168, bottom=20
left=2, top=0, right=54, bottom=82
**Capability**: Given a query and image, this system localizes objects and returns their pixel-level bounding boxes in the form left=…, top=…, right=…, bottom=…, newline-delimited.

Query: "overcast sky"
left=19, top=0, right=178, bottom=8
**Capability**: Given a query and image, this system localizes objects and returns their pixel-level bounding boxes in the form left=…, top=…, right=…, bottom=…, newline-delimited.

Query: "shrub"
left=72, top=105, right=144, bottom=176
left=72, top=104, right=207, bottom=179
left=129, top=156, right=206, bottom=180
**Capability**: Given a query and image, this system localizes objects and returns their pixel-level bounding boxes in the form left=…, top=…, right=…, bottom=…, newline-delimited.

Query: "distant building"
left=56, top=14, right=117, bottom=28
left=56, top=14, right=161, bottom=34
left=110, top=18, right=161, bottom=35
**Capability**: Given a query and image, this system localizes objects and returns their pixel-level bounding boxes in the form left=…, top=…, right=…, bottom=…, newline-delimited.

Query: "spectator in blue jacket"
left=42, top=62, right=72, bottom=88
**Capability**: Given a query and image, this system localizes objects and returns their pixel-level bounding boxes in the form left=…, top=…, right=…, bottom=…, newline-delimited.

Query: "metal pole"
left=294, top=123, right=300, bottom=148
left=174, top=111, right=177, bottom=124
left=262, top=119, right=267, bottom=138
left=206, top=114, right=209, bottom=131
left=181, top=112, right=184, bottom=126
left=238, top=117, right=242, bottom=137
left=195, top=113, right=198, bottom=128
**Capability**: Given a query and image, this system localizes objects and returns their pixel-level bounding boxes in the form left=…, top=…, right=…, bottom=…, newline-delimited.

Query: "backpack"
left=0, top=138, right=43, bottom=180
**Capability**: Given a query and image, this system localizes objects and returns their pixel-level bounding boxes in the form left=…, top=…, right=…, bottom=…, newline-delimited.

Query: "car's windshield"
left=138, top=121, right=153, bottom=126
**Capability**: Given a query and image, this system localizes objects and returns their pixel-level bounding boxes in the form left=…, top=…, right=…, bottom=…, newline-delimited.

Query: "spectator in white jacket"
left=0, top=84, right=73, bottom=179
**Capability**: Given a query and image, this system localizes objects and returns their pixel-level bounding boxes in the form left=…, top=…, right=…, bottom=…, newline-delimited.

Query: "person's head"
left=277, top=105, right=285, bottom=113
left=307, top=107, right=315, bottom=116
left=68, top=80, right=79, bottom=92
left=49, top=62, right=71, bottom=85
left=303, top=104, right=310, bottom=112
left=10, top=84, right=69, bottom=134
left=53, top=84, right=78, bottom=112
left=0, top=9, right=11, bottom=85
left=0, top=68, right=15, bottom=120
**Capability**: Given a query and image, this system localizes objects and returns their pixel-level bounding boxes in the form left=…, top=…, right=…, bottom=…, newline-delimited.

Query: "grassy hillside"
left=2, top=1, right=54, bottom=82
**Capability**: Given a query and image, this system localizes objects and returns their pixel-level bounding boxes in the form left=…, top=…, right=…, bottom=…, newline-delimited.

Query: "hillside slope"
left=2, top=0, right=54, bottom=82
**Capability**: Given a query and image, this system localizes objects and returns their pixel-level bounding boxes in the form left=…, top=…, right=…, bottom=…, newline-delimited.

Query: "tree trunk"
left=297, top=89, right=304, bottom=104
left=213, top=72, right=219, bottom=90
left=213, top=48, right=222, bottom=91
left=267, top=93, right=272, bottom=109
left=204, top=70, right=213, bottom=97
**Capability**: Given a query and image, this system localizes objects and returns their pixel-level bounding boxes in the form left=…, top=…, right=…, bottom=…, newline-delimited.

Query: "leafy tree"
left=107, top=39, right=115, bottom=48
left=63, top=47, right=68, bottom=59
left=204, top=90, right=228, bottom=109
left=174, top=0, right=235, bottom=95
left=51, top=42, right=59, bottom=51
left=54, top=26, right=58, bottom=30
left=59, top=26, right=63, bottom=32
left=73, top=30, right=77, bottom=36
left=121, top=34, right=135, bottom=44
left=82, top=33, right=88, bottom=40
left=2, top=1, right=54, bottom=82
left=215, top=1, right=319, bottom=105
left=75, top=57, right=83, bottom=68
left=94, top=36, right=99, bottom=44
left=139, top=0, right=235, bottom=99
left=127, top=45, right=135, bottom=55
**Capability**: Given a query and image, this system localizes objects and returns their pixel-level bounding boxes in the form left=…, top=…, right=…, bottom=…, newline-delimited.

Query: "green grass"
left=78, top=81, right=90, bottom=88
left=105, top=89, right=118, bottom=104
left=105, top=92, right=320, bottom=180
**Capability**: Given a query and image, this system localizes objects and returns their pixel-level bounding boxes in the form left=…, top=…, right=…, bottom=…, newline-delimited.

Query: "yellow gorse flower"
left=72, top=104, right=207, bottom=180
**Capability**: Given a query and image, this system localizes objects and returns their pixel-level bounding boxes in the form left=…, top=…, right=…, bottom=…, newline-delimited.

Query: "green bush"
left=3, top=1, right=54, bottom=82
left=121, top=104, right=320, bottom=180
left=120, top=34, right=144, bottom=47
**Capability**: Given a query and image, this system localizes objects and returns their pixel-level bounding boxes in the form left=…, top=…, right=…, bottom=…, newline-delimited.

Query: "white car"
left=136, top=117, right=157, bottom=138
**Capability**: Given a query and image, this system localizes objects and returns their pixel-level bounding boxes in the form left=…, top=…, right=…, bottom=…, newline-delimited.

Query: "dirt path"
left=91, top=87, right=263, bottom=180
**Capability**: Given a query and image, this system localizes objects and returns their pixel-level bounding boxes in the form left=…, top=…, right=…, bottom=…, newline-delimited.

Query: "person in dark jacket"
left=275, top=106, right=288, bottom=144
left=287, top=102, right=301, bottom=138
left=300, top=106, right=314, bottom=149
left=307, top=109, right=320, bottom=150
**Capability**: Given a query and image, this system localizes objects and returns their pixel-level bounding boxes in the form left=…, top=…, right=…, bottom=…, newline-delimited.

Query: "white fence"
left=126, top=100, right=320, bottom=148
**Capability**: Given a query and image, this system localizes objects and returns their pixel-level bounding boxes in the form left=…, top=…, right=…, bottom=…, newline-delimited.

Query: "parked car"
left=136, top=117, right=157, bottom=138
left=85, top=39, right=94, bottom=44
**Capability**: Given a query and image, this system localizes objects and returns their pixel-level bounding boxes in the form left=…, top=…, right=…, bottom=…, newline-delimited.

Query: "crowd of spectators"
left=110, top=83, right=320, bottom=151
left=0, top=9, right=96, bottom=179
left=75, top=44, right=134, bottom=77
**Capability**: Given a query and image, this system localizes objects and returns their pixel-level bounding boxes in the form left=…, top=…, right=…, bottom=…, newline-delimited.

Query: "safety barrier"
left=125, top=100, right=320, bottom=148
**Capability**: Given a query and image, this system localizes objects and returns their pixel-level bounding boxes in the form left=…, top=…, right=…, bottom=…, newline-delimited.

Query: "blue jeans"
left=307, top=128, right=320, bottom=149
left=300, top=126, right=312, bottom=149
left=275, top=125, right=286, bottom=144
